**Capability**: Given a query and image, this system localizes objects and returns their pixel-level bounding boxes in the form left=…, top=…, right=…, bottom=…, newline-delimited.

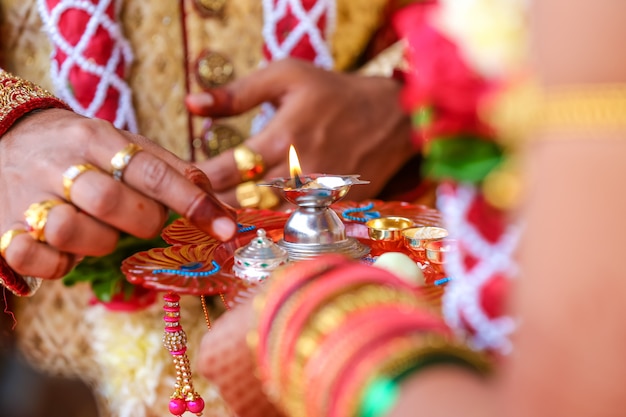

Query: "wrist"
left=386, top=364, right=494, bottom=417
left=251, top=255, right=492, bottom=417
left=0, top=70, right=70, bottom=138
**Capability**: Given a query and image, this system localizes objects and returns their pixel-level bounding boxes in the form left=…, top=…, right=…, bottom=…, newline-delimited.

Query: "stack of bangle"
left=250, top=254, right=491, bottom=417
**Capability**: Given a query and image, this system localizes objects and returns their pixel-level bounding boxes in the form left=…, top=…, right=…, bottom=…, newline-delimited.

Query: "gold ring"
left=233, top=144, right=265, bottom=182
left=236, top=181, right=279, bottom=209
left=0, top=229, right=27, bottom=258
left=24, top=200, right=64, bottom=242
left=62, top=163, right=99, bottom=201
left=110, top=143, right=142, bottom=181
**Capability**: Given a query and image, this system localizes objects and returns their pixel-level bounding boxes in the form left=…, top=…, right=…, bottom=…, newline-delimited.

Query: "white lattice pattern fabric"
left=261, top=0, right=335, bottom=68
left=439, top=183, right=521, bottom=353
left=37, top=0, right=137, bottom=132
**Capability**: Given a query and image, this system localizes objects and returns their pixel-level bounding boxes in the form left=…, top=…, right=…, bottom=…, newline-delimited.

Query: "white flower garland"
left=84, top=305, right=168, bottom=417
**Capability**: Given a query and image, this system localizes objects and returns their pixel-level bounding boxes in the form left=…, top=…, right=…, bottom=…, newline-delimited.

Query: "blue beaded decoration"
left=237, top=223, right=256, bottom=233
left=152, top=260, right=221, bottom=277
left=341, top=202, right=380, bottom=223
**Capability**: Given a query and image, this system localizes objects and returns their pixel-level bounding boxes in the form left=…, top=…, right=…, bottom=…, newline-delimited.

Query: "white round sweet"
left=373, top=252, right=425, bottom=286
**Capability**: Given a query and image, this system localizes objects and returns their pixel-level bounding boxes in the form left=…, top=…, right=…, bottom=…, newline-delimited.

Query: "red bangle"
left=0, top=70, right=70, bottom=138
left=0, top=256, right=39, bottom=296
left=256, top=255, right=349, bottom=376
left=276, top=264, right=412, bottom=389
left=304, top=306, right=446, bottom=417
left=331, top=335, right=423, bottom=417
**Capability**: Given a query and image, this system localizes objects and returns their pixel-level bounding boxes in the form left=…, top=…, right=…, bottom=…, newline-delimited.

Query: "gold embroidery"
left=0, top=69, right=62, bottom=122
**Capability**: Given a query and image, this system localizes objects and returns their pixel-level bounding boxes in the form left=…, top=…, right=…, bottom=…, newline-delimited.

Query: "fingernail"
left=186, top=93, right=214, bottom=110
left=188, top=194, right=237, bottom=241
left=212, top=216, right=237, bottom=241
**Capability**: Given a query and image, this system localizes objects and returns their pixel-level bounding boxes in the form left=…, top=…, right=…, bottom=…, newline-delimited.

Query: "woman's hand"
left=187, top=58, right=415, bottom=207
left=197, top=300, right=283, bottom=417
left=0, top=108, right=237, bottom=280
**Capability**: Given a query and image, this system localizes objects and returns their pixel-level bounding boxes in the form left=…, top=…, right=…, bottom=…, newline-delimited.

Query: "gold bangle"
left=487, top=81, right=626, bottom=143
left=541, top=84, right=626, bottom=132
left=376, top=333, right=492, bottom=378
left=284, top=284, right=426, bottom=413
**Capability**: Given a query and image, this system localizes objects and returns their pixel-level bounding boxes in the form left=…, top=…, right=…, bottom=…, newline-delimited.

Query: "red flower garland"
left=393, top=2, right=494, bottom=148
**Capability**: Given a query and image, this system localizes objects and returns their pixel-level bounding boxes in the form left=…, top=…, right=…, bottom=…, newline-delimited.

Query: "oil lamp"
left=260, top=145, right=370, bottom=260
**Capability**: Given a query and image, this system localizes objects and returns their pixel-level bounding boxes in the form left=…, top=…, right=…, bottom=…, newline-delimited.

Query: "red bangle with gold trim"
left=275, top=264, right=409, bottom=384
left=0, top=69, right=70, bottom=138
left=305, top=306, right=448, bottom=417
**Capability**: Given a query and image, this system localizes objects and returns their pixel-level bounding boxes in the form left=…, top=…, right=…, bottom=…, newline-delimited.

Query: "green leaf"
left=62, top=212, right=180, bottom=301
left=422, top=137, right=504, bottom=183
left=412, top=106, right=435, bottom=129
left=91, top=279, right=119, bottom=303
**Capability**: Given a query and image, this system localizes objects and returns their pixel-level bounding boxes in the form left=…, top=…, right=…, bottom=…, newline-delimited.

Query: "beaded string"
left=218, top=293, right=231, bottom=311
left=199, top=293, right=231, bottom=332
left=237, top=223, right=256, bottom=233
left=200, top=296, right=212, bottom=331
left=152, top=260, right=220, bottom=277
left=341, top=202, right=381, bottom=223
left=433, top=277, right=452, bottom=286
left=163, top=293, right=205, bottom=417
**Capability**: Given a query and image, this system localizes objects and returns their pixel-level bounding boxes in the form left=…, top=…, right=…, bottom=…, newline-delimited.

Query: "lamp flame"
left=289, top=145, right=302, bottom=179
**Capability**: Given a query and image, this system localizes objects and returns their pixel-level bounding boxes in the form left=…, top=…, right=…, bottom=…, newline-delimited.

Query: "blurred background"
left=0, top=295, right=99, bottom=417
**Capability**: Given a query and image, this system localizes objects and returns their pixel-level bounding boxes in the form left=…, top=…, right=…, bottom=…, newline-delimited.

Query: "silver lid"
left=233, top=229, right=289, bottom=283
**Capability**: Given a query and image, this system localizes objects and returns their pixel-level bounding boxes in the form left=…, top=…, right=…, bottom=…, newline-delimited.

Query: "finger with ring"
left=41, top=203, right=120, bottom=256
left=234, top=144, right=265, bottom=182
left=110, top=143, right=143, bottom=181
left=2, top=235, right=77, bottom=280
left=24, top=200, right=64, bottom=242
left=236, top=181, right=279, bottom=209
left=62, top=163, right=100, bottom=202
left=0, top=229, right=27, bottom=258
left=68, top=169, right=168, bottom=239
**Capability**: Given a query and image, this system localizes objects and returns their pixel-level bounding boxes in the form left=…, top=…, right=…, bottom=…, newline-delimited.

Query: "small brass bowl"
left=425, top=239, right=457, bottom=264
left=366, top=216, right=414, bottom=242
left=402, top=226, right=449, bottom=260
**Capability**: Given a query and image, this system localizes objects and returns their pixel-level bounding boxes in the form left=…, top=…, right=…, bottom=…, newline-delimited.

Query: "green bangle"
left=358, top=377, right=400, bottom=417
left=357, top=339, right=492, bottom=417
